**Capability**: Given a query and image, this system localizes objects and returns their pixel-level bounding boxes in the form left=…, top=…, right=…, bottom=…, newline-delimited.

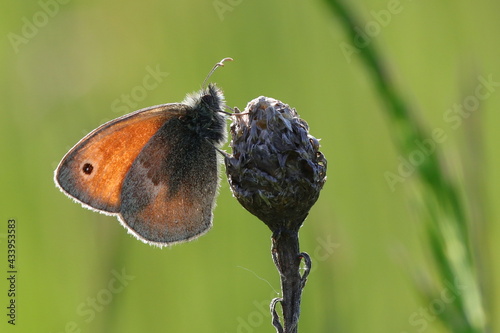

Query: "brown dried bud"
left=225, top=96, right=327, bottom=232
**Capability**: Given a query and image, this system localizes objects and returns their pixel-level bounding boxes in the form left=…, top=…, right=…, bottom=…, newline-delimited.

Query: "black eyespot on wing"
left=82, top=163, right=94, bottom=175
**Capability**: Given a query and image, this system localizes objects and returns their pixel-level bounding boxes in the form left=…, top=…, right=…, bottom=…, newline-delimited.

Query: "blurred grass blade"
left=323, top=0, right=488, bottom=332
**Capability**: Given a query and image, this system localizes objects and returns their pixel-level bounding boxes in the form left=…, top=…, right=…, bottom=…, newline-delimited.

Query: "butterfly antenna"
left=202, top=57, right=233, bottom=88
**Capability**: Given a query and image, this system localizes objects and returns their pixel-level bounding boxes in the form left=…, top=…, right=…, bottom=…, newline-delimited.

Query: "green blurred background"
left=1, top=0, right=499, bottom=332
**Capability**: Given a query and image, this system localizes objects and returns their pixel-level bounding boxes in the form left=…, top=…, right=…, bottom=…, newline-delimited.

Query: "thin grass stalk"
left=323, top=0, right=487, bottom=332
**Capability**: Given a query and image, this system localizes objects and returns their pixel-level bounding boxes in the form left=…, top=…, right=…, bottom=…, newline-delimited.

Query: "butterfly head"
left=181, top=83, right=227, bottom=146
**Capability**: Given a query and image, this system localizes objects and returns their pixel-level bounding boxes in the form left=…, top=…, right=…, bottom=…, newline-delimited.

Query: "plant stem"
left=270, top=228, right=311, bottom=333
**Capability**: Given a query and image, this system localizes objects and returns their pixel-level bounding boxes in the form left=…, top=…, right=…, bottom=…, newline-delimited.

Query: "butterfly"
left=54, top=58, right=233, bottom=247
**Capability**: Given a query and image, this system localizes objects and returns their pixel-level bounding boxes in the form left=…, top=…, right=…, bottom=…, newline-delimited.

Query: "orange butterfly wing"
left=55, top=104, right=188, bottom=213
left=118, top=116, right=220, bottom=244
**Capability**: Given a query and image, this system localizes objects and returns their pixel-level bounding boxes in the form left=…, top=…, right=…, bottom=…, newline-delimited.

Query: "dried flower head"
left=225, top=96, right=327, bottom=231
